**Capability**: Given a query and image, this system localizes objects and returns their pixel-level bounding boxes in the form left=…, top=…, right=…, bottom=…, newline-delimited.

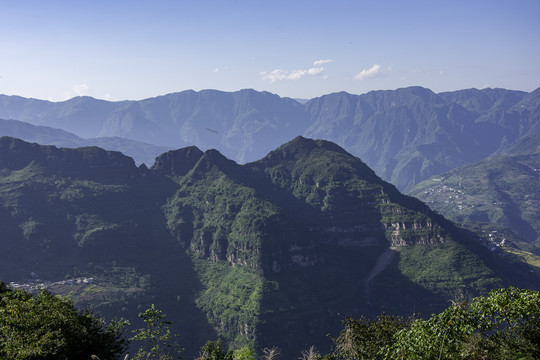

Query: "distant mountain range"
left=0, top=118, right=172, bottom=166
left=1, top=136, right=536, bottom=357
left=1, top=86, right=538, bottom=192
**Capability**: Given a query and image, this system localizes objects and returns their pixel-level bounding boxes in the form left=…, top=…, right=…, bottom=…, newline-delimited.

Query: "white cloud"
left=289, top=67, right=324, bottom=80
left=261, top=60, right=330, bottom=83
left=260, top=69, right=288, bottom=82
left=313, top=59, right=332, bottom=66
left=261, top=67, right=324, bottom=82
left=72, top=83, right=89, bottom=96
left=354, top=64, right=381, bottom=80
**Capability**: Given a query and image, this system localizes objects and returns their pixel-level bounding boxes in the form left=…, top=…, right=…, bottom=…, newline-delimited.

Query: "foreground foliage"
left=1, top=283, right=538, bottom=360
left=332, top=287, right=540, bottom=360
left=0, top=282, right=127, bottom=360
left=333, top=313, right=413, bottom=360
left=129, top=303, right=182, bottom=360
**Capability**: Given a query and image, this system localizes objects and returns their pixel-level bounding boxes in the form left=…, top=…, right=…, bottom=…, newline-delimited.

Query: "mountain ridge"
left=0, top=118, right=172, bottom=166
left=2, top=86, right=538, bottom=191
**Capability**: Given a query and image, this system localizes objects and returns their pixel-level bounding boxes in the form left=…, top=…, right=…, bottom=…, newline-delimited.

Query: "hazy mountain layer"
left=304, top=87, right=539, bottom=191
left=0, top=90, right=310, bottom=164
left=0, top=118, right=172, bottom=166
left=1, top=86, right=538, bottom=191
left=1, top=136, right=537, bottom=357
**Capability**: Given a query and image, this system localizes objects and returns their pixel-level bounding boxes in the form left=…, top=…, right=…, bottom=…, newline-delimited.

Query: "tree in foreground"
left=129, top=303, right=183, bottom=360
left=381, top=287, right=540, bottom=359
left=0, top=281, right=128, bottom=360
left=196, top=339, right=234, bottom=360
left=331, top=287, right=538, bottom=360
left=332, top=313, right=413, bottom=360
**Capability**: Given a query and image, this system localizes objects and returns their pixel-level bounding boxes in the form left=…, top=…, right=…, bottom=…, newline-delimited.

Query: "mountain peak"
left=362, top=86, right=443, bottom=109
left=438, top=88, right=527, bottom=113
left=198, top=148, right=239, bottom=173
left=151, top=146, right=204, bottom=176
left=173, top=148, right=242, bottom=181
left=261, top=136, right=319, bottom=162
left=260, top=136, right=352, bottom=164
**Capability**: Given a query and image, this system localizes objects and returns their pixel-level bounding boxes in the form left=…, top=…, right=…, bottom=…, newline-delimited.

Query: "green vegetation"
left=1, top=136, right=537, bottom=358
left=333, top=313, right=412, bottom=360
left=198, top=339, right=234, bottom=360
left=396, top=242, right=502, bottom=299
left=332, top=287, right=540, bottom=360
left=3, top=284, right=538, bottom=360
left=503, top=247, right=540, bottom=274
left=382, top=287, right=540, bottom=359
left=0, top=282, right=128, bottom=360
left=129, top=304, right=182, bottom=360
left=194, top=260, right=263, bottom=349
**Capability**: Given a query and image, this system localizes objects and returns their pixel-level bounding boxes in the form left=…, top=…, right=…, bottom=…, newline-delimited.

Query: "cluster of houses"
left=9, top=274, right=94, bottom=294
left=420, top=183, right=498, bottom=212
left=421, top=183, right=466, bottom=206
left=476, top=230, right=507, bottom=253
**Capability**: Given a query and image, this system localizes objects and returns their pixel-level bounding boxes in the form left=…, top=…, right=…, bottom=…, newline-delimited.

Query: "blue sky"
left=1, top=0, right=539, bottom=101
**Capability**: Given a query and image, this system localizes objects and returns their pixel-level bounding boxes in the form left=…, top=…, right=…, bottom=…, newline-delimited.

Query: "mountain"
left=0, top=95, right=120, bottom=137
left=410, top=152, right=540, bottom=250
left=304, top=87, right=539, bottom=191
left=0, top=89, right=310, bottom=163
left=1, top=136, right=537, bottom=357
left=437, top=87, right=527, bottom=114
left=500, top=131, right=540, bottom=156
left=1, top=86, right=538, bottom=191
left=0, top=118, right=172, bottom=166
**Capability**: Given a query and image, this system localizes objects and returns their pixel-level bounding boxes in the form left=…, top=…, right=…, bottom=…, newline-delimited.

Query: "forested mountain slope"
left=1, top=136, right=537, bottom=357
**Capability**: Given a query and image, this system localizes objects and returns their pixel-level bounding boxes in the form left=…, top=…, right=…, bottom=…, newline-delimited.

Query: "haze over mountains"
left=1, top=86, right=539, bottom=192
left=0, top=118, right=172, bottom=166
